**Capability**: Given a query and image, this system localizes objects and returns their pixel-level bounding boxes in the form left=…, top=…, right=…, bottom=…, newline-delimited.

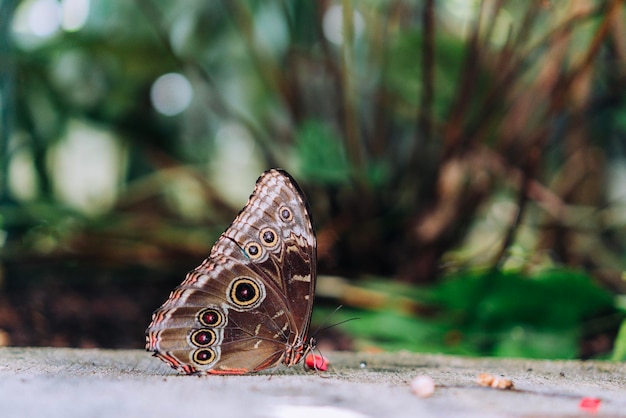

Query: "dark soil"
left=0, top=258, right=195, bottom=348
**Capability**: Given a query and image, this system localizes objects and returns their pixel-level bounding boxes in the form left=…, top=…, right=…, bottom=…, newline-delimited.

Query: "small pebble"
left=410, top=375, right=436, bottom=398
left=477, top=373, right=514, bottom=389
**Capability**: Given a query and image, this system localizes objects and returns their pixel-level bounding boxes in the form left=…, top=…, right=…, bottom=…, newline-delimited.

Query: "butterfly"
left=146, top=169, right=317, bottom=375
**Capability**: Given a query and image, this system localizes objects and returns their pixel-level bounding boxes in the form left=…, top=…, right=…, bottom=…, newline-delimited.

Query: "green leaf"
left=611, top=320, right=626, bottom=361
left=492, top=327, right=578, bottom=359
left=295, top=120, right=351, bottom=184
left=434, top=269, right=614, bottom=331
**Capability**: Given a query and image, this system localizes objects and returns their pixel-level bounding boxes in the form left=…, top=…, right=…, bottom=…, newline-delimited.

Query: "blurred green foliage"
left=613, top=320, right=626, bottom=361
left=296, top=120, right=350, bottom=185
left=315, top=268, right=619, bottom=359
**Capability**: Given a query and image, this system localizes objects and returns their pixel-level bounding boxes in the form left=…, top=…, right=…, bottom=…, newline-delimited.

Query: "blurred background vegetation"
left=1, top=0, right=626, bottom=360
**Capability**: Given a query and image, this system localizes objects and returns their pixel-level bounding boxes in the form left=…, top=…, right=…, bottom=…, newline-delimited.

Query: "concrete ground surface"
left=0, top=347, right=624, bottom=418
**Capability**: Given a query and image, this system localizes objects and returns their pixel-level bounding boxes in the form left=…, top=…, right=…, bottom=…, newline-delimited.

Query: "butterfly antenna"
left=309, top=305, right=360, bottom=338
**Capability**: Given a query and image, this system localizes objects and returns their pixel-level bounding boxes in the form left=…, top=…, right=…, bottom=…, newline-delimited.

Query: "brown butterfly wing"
left=146, top=169, right=316, bottom=375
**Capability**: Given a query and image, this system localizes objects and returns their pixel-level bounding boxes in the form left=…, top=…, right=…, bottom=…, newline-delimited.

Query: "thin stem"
left=0, top=0, right=17, bottom=204
left=417, top=0, right=434, bottom=146
left=341, top=0, right=364, bottom=176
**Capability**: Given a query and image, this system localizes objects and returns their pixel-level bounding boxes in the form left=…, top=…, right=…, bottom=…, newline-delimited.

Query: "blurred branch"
left=0, top=0, right=17, bottom=204
left=548, top=0, right=623, bottom=114
left=442, top=0, right=485, bottom=155
left=126, top=145, right=236, bottom=217
left=369, top=4, right=392, bottom=159
left=225, top=2, right=286, bottom=121
left=416, top=0, right=434, bottom=147
left=494, top=150, right=536, bottom=269
left=466, top=2, right=538, bottom=149
left=341, top=0, right=365, bottom=176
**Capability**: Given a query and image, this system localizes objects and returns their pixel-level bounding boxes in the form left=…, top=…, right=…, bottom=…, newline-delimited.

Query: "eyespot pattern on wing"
left=145, top=169, right=317, bottom=375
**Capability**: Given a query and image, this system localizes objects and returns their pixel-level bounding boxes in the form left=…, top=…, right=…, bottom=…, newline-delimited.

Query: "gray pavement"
left=0, top=347, right=624, bottom=417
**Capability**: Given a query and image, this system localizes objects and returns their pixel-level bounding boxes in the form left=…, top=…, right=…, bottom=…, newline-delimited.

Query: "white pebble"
left=410, top=375, right=435, bottom=398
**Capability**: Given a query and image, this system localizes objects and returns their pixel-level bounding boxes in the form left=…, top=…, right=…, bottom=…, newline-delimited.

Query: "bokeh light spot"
left=322, top=4, right=365, bottom=45
left=28, top=0, right=61, bottom=38
left=62, top=0, right=90, bottom=32
left=150, top=73, right=193, bottom=116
